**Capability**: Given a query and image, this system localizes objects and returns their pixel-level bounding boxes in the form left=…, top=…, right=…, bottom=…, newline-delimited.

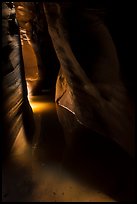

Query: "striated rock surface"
left=2, top=2, right=34, bottom=159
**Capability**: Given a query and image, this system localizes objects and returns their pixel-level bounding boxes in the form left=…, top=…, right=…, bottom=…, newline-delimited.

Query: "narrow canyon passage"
left=2, top=2, right=135, bottom=202
left=2, top=94, right=134, bottom=202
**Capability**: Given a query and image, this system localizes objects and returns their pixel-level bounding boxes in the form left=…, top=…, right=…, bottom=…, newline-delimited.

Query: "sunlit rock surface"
left=14, top=2, right=59, bottom=93
left=44, top=3, right=135, bottom=157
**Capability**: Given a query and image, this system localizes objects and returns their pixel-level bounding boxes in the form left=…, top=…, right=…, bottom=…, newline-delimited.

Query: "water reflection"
left=29, top=99, right=54, bottom=113
left=3, top=91, right=134, bottom=202
left=3, top=93, right=115, bottom=202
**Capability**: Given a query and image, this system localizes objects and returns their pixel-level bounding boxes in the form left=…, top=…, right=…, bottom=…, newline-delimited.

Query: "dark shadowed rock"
left=43, top=3, right=135, bottom=157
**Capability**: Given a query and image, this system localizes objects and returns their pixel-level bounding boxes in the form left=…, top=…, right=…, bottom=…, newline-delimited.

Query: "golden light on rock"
left=11, top=126, right=30, bottom=158
left=29, top=100, right=54, bottom=113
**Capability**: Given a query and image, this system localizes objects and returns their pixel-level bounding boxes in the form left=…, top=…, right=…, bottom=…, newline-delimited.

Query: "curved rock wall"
left=2, top=2, right=34, bottom=160
left=14, top=2, right=60, bottom=93
left=44, top=3, right=135, bottom=157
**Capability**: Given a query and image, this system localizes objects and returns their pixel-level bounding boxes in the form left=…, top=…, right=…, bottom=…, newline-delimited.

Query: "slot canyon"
left=2, top=1, right=135, bottom=202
